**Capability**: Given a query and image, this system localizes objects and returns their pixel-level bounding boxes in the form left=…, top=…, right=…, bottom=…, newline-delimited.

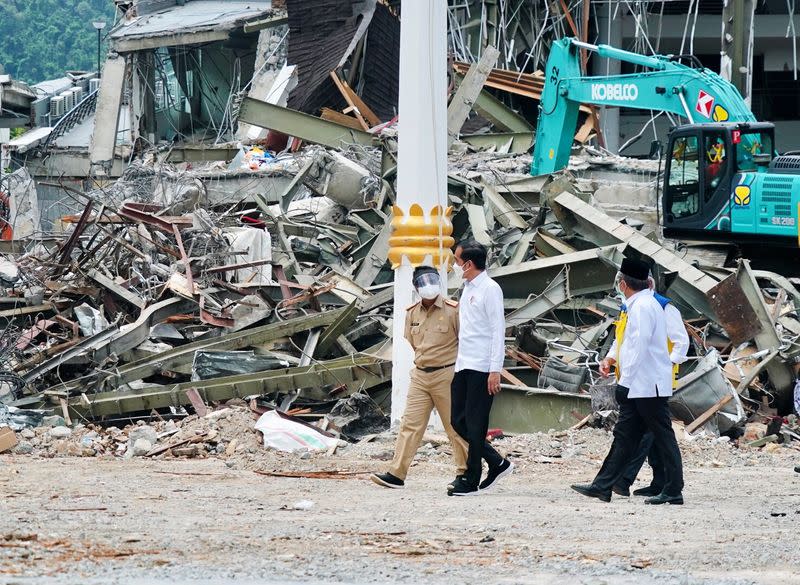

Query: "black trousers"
left=593, top=386, right=683, bottom=496
left=450, top=369, right=504, bottom=487
left=618, top=432, right=665, bottom=491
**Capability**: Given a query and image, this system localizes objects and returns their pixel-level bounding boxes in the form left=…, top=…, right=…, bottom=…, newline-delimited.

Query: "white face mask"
left=613, top=272, right=625, bottom=298
left=452, top=262, right=465, bottom=280
left=417, top=284, right=440, bottom=300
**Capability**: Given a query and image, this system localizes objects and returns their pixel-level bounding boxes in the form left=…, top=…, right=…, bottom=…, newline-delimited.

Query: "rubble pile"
left=1, top=1, right=799, bottom=464
left=1, top=130, right=800, bottom=460
left=10, top=403, right=266, bottom=460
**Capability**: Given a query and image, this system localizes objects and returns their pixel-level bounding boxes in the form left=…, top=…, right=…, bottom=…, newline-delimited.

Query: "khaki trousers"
left=388, top=366, right=468, bottom=480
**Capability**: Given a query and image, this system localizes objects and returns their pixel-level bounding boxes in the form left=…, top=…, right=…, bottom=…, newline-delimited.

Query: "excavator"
left=531, top=37, right=800, bottom=249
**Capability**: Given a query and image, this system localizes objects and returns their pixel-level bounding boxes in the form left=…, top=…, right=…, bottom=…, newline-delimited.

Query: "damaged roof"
left=109, top=0, right=273, bottom=50
left=286, top=0, right=399, bottom=121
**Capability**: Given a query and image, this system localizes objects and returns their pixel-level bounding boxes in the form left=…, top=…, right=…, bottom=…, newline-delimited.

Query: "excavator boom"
left=531, top=38, right=755, bottom=175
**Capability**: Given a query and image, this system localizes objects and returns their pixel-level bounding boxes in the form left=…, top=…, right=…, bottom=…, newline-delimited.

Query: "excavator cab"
left=663, top=122, right=775, bottom=239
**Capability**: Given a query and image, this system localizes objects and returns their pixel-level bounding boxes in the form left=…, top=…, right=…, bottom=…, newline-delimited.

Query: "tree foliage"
left=0, top=0, right=116, bottom=84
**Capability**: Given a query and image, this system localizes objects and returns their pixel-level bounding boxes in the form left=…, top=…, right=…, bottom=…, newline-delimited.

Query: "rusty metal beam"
left=52, top=200, right=94, bottom=277
left=118, top=202, right=180, bottom=234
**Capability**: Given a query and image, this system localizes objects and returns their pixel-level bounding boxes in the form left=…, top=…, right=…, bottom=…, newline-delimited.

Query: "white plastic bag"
left=254, top=410, right=338, bottom=452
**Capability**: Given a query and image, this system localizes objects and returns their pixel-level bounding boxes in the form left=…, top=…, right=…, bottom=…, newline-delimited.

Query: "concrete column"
left=389, top=1, right=450, bottom=425
left=89, top=53, right=127, bottom=177
left=593, top=1, right=622, bottom=153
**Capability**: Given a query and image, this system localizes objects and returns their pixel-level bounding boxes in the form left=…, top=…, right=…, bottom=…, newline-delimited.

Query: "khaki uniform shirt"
left=404, top=295, right=459, bottom=368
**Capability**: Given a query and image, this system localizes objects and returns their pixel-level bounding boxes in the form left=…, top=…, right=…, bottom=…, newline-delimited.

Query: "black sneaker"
left=370, top=472, right=404, bottom=489
left=447, top=474, right=465, bottom=490
left=448, top=478, right=480, bottom=497
left=478, top=459, right=514, bottom=491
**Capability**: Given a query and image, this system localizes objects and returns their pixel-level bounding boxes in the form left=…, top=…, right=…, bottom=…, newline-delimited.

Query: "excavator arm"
left=531, top=38, right=756, bottom=175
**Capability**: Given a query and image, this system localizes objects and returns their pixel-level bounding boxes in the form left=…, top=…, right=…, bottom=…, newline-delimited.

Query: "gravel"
left=1, top=426, right=798, bottom=585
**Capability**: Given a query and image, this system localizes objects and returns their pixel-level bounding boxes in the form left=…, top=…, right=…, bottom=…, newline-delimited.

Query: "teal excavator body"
left=532, top=37, right=800, bottom=248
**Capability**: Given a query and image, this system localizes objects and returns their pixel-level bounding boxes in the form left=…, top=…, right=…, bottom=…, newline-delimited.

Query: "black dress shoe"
left=645, top=493, right=684, bottom=505
left=612, top=484, right=630, bottom=497
left=571, top=483, right=611, bottom=502
left=633, top=485, right=663, bottom=497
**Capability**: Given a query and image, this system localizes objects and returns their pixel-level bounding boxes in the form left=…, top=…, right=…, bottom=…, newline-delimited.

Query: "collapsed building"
left=1, top=0, right=799, bottom=460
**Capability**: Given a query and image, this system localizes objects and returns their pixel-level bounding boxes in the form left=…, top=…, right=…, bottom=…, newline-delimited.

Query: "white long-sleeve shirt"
left=609, top=298, right=689, bottom=365
left=616, top=289, right=673, bottom=398
left=663, top=303, right=690, bottom=364
left=455, top=271, right=505, bottom=373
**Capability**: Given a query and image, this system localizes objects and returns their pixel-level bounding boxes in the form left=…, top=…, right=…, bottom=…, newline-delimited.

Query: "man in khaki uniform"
left=371, top=266, right=468, bottom=489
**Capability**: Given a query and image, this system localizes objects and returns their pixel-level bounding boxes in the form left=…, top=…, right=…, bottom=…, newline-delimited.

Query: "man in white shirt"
left=571, top=258, right=685, bottom=505
left=609, top=276, right=690, bottom=497
left=447, top=239, right=513, bottom=496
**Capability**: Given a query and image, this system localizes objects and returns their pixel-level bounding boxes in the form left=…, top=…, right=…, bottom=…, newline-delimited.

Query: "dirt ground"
left=2, top=428, right=799, bottom=585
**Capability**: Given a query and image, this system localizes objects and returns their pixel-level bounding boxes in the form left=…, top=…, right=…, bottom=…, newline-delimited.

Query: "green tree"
left=0, top=0, right=115, bottom=84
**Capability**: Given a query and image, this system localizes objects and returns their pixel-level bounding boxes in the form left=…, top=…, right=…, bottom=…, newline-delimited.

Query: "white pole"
left=390, top=0, right=449, bottom=424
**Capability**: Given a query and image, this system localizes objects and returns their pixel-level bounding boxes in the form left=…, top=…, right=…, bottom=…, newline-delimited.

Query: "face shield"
left=413, top=271, right=441, bottom=300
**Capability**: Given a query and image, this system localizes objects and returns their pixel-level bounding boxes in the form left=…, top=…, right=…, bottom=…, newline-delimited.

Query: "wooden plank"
left=574, top=115, right=596, bottom=144
left=254, top=469, right=370, bottom=479
left=684, top=393, right=734, bottom=435
left=501, top=369, right=526, bottom=387
left=331, top=73, right=381, bottom=127
left=580, top=0, right=591, bottom=71
left=320, top=107, right=365, bottom=131
left=329, top=72, right=370, bottom=130
left=185, top=388, right=209, bottom=417
left=145, top=431, right=209, bottom=457
left=686, top=348, right=778, bottom=435
left=558, top=0, right=580, bottom=38
left=452, top=63, right=592, bottom=115
left=570, top=412, right=593, bottom=430
left=59, top=397, right=73, bottom=426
